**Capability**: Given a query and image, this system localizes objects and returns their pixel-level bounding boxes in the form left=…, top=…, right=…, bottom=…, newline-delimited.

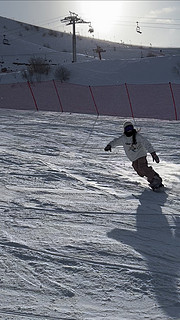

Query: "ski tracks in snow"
left=0, top=111, right=180, bottom=319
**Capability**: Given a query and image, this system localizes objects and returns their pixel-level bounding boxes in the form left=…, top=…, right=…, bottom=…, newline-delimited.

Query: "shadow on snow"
left=107, top=189, right=180, bottom=318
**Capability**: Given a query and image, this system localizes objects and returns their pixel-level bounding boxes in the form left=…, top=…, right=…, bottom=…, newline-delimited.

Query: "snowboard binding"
left=149, top=174, right=164, bottom=192
left=151, top=183, right=164, bottom=192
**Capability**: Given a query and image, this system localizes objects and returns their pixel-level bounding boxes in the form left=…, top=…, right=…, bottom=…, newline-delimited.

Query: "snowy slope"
left=1, top=16, right=180, bottom=85
left=0, top=109, right=180, bottom=319
left=1, top=15, right=172, bottom=59
left=67, top=55, right=180, bottom=85
left=0, top=17, right=180, bottom=320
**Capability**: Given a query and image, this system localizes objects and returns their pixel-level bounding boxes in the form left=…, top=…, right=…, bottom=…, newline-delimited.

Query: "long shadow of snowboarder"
left=107, top=189, right=180, bottom=318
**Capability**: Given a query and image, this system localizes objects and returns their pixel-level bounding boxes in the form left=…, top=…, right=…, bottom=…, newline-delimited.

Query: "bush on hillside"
left=28, top=57, right=50, bottom=75
left=21, top=57, right=51, bottom=82
left=54, top=66, right=70, bottom=82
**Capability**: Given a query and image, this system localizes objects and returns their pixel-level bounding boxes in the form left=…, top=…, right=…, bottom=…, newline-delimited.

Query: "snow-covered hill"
left=0, top=15, right=180, bottom=320
left=67, top=55, right=180, bottom=85
left=1, top=16, right=180, bottom=85
left=0, top=109, right=179, bottom=319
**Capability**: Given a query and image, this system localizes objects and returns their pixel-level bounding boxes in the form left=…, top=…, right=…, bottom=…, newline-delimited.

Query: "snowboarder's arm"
left=140, top=134, right=160, bottom=163
left=104, top=136, right=123, bottom=152
left=151, top=152, right=160, bottom=163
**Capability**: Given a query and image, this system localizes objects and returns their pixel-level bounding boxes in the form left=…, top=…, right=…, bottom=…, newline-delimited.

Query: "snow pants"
left=132, top=156, right=156, bottom=182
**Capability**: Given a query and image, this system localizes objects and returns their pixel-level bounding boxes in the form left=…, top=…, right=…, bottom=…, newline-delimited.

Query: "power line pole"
left=61, top=11, right=91, bottom=63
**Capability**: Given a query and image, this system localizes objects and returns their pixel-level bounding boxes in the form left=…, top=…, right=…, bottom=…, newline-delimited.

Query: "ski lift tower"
left=61, top=12, right=91, bottom=63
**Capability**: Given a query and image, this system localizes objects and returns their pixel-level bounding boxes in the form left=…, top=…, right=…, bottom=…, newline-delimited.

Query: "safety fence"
left=0, top=80, right=179, bottom=120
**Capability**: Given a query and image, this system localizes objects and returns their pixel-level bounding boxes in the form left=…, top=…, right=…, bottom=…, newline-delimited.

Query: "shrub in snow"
left=54, top=66, right=70, bottom=82
left=21, top=57, right=51, bottom=82
left=28, top=57, right=50, bottom=76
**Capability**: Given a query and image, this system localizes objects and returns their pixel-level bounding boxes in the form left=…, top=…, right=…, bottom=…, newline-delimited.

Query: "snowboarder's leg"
left=132, top=158, right=144, bottom=177
left=132, top=156, right=155, bottom=180
left=132, top=157, right=163, bottom=188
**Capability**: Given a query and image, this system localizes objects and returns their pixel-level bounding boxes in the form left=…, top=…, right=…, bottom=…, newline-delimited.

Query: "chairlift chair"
left=136, top=22, right=142, bottom=34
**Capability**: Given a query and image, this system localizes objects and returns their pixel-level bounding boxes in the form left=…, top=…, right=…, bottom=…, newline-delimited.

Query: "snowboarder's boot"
left=149, top=174, right=164, bottom=191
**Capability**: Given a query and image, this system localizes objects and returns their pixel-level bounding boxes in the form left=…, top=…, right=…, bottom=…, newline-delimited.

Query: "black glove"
left=104, top=144, right=112, bottom=152
left=151, top=152, right=160, bottom=163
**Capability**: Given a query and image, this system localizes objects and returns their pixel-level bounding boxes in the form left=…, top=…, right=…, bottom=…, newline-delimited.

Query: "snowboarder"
left=104, top=121, right=163, bottom=190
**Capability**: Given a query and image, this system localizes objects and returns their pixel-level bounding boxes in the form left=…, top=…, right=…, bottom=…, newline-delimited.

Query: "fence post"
left=169, top=82, right=178, bottom=120
left=27, top=81, right=38, bottom=111
left=125, top=83, right=134, bottom=119
left=53, top=80, right=63, bottom=112
left=89, top=86, right=99, bottom=116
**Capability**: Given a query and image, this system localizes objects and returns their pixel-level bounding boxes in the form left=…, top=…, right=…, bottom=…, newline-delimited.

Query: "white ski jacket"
left=109, top=132, right=155, bottom=162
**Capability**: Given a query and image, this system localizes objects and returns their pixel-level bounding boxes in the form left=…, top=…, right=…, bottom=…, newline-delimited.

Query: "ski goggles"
left=124, top=125, right=133, bottom=132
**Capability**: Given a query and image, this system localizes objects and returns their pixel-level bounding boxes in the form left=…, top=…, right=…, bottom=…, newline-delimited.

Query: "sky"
left=1, top=1, right=180, bottom=48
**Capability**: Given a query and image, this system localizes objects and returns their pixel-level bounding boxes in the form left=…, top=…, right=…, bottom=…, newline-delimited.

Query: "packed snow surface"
left=0, top=108, right=180, bottom=319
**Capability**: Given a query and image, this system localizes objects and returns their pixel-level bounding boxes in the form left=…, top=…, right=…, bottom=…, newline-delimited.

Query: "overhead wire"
left=111, top=19, right=180, bottom=30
